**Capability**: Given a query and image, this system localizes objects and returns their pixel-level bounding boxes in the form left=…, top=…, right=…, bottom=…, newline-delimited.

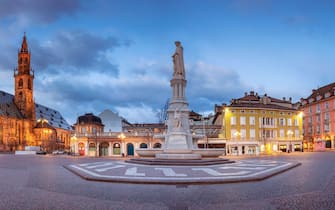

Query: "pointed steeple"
left=21, top=32, right=28, bottom=53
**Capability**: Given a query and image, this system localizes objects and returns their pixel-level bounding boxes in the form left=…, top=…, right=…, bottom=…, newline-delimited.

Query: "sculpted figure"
left=172, top=41, right=185, bottom=78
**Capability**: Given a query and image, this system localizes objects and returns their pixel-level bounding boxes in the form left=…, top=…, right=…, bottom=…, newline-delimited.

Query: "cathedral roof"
left=0, top=91, right=24, bottom=119
left=35, top=103, right=71, bottom=130
left=0, top=90, right=71, bottom=130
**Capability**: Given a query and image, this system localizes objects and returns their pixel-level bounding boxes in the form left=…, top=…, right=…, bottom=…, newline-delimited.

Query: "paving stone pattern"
left=0, top=152, right=334, bottom=210
left=66, top=159, right=301, bottom=184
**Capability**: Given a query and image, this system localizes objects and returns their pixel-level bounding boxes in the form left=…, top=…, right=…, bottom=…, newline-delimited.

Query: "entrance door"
left=99, top=142, right=109, bottom=157
left=127, top=143, right=134, bottom=156
left=78, top=142, right=85, bottom=156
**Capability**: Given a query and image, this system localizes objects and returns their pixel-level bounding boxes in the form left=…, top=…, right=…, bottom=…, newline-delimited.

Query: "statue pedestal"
left=155, top=153, right=201, bottom=160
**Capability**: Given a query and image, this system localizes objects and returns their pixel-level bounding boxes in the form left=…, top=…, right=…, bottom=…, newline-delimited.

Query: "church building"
left=0, top=34, right=71, bottom=152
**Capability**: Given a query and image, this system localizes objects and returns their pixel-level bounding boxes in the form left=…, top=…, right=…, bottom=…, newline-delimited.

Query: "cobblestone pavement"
left=0, top=152, right=334, bottom=210
left=66, top=159, right=300, bottom=184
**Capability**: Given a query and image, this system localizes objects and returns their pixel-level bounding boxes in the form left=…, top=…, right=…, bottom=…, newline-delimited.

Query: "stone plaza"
left=0, top=152, right=334, bottom=210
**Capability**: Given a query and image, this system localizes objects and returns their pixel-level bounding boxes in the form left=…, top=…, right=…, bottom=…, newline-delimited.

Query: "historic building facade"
left=300, top=82, right=335, bottom=151
left=70, top=111, right=222, bottom=157
left=0, top=34, right=71, bottom=152
left=215, top=91, right=303, bottom=155
left=71, top=113, right=164, bottom=156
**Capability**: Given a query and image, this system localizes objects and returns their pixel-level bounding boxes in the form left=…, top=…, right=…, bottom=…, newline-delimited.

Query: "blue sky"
left=0, top=0, right=335, bottom=125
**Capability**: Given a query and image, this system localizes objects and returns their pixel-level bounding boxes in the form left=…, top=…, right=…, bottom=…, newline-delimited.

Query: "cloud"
left=187, top=61, right=249, bottom=110
left=115, top=104, right=159, bottom=123
left=19, top=31, right=126, bottom=77
left=0, top=0, right=80, bottom=24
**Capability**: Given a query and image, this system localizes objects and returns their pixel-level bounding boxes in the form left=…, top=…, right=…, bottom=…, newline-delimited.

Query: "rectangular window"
left=295, top=130, right=299, bottom=138
left=309, top=107, right=312, bottom=113
left=325, top=102, right=329, bottom=111
left=317, top=104, right=321, bottom=113
left=231, top=129, right=236, bottom=139
left=231, top=116, right=236, bottom=125
left=240, top=129, right=246, bottom=139
left=81, top=127, right=86, bottom=134
left=249, top=117, right=255, bottom=125
left=279, top=118, right=285, bottom=126
left=294, top=119, right=298, bottom=126
left=240, top=117, right=246, bottom=125
left=280, top=129, right=285, bottom=137
left=317, top=125, right=320, bottom=133
left=287, top=119, right=292, bottom=126
left=250, top=129, right=255, bottom=139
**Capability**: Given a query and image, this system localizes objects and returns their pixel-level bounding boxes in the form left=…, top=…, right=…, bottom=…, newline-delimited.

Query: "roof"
left=0, top=90, right=71, bottom=130
left=0, top=91, right=24, bottom=119
left=302, top=82, right=335, bottom=105
left=237, top=94, right=260, bottom=101
left=229, top=91, right=296, bottom=111
left=35, top=103, right=71, bottom=130
left=75, top=113, right=103, bottom=126
left=229, top=102, right=296, bottom=111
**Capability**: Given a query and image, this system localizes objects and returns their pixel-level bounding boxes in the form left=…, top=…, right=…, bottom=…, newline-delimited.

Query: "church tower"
left=14, top=33, right=35, bottom=121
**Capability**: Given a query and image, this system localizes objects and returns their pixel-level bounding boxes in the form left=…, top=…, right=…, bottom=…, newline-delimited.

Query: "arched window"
left=113, top=143, right=121, bottom=155
left=28, top=79, right=31, bottom=90
left=140, top=143, right=148, bottom=148
left=18, top=79, right=23, bottom=88
left=153, top=143, right=162, bottom=148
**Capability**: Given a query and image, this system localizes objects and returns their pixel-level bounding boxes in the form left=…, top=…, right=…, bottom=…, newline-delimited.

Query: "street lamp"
left=118, top=133, right=126, bottom=157
left=287, top=130, right=293, bottom=152
left=202, top=116, right=209, bottom=148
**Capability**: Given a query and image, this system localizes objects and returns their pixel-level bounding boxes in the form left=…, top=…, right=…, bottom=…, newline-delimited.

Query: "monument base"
left=155, top=153, right=201, bottom=160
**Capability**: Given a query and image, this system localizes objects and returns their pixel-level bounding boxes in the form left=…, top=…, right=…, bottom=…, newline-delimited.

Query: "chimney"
left=250, top=91, right=254, bottom=96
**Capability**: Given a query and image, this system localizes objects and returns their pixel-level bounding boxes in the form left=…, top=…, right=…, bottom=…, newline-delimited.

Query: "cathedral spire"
left=21, top=32, right=28, bottom=53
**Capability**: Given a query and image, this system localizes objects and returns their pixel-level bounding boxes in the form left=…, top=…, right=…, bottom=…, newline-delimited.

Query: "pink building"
left=300, top=82, right=335, bottom=151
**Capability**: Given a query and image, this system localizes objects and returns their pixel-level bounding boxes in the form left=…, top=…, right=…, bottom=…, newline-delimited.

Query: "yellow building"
left=219, top=91, right=303, bottom=155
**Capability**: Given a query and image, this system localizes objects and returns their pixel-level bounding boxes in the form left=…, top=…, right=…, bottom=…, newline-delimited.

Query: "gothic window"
left=19, top=58, right=22, bottom=64
left=25, top=58, right=28, bottom=64
left=18, top=79, right=23, bottom=88
left=28, top=79, right=31, bottom=90
left=19, top=91, right=23, bottom=100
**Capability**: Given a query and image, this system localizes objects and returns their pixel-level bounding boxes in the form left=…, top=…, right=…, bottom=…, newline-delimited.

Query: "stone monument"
left=155, top=41, right=200, bottom=159
left=135, top=41, right=226, bottom=161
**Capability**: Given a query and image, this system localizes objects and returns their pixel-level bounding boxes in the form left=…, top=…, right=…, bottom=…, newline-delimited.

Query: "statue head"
left=175, top=41, right=181, bottom=47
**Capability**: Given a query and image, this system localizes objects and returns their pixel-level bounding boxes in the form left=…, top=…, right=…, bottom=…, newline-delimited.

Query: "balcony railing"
left=73, top=131, right=157, bottom=138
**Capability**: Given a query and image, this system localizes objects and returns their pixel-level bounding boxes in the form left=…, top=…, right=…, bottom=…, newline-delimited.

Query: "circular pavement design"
left=64, top=159, right=301, bottom=184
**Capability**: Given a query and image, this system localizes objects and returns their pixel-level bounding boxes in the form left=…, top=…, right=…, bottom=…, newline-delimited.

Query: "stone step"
left=125, top=158, right=235, bottom=166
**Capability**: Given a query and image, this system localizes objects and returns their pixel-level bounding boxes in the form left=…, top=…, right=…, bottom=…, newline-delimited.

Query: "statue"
left=172, top=41, right=185, bottom=78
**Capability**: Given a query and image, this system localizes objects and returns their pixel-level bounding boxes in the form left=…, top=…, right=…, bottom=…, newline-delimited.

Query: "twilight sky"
left=0, top=0, right=335, bottom=125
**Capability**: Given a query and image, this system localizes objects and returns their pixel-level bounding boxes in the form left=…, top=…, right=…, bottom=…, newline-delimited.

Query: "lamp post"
left=233, top=131, right=241, bottom=155
left=287, top=130, right=293, bottom=153
left=202, top=116, right=209, bottom=148
left=118, top=133, right=126, bottom=157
